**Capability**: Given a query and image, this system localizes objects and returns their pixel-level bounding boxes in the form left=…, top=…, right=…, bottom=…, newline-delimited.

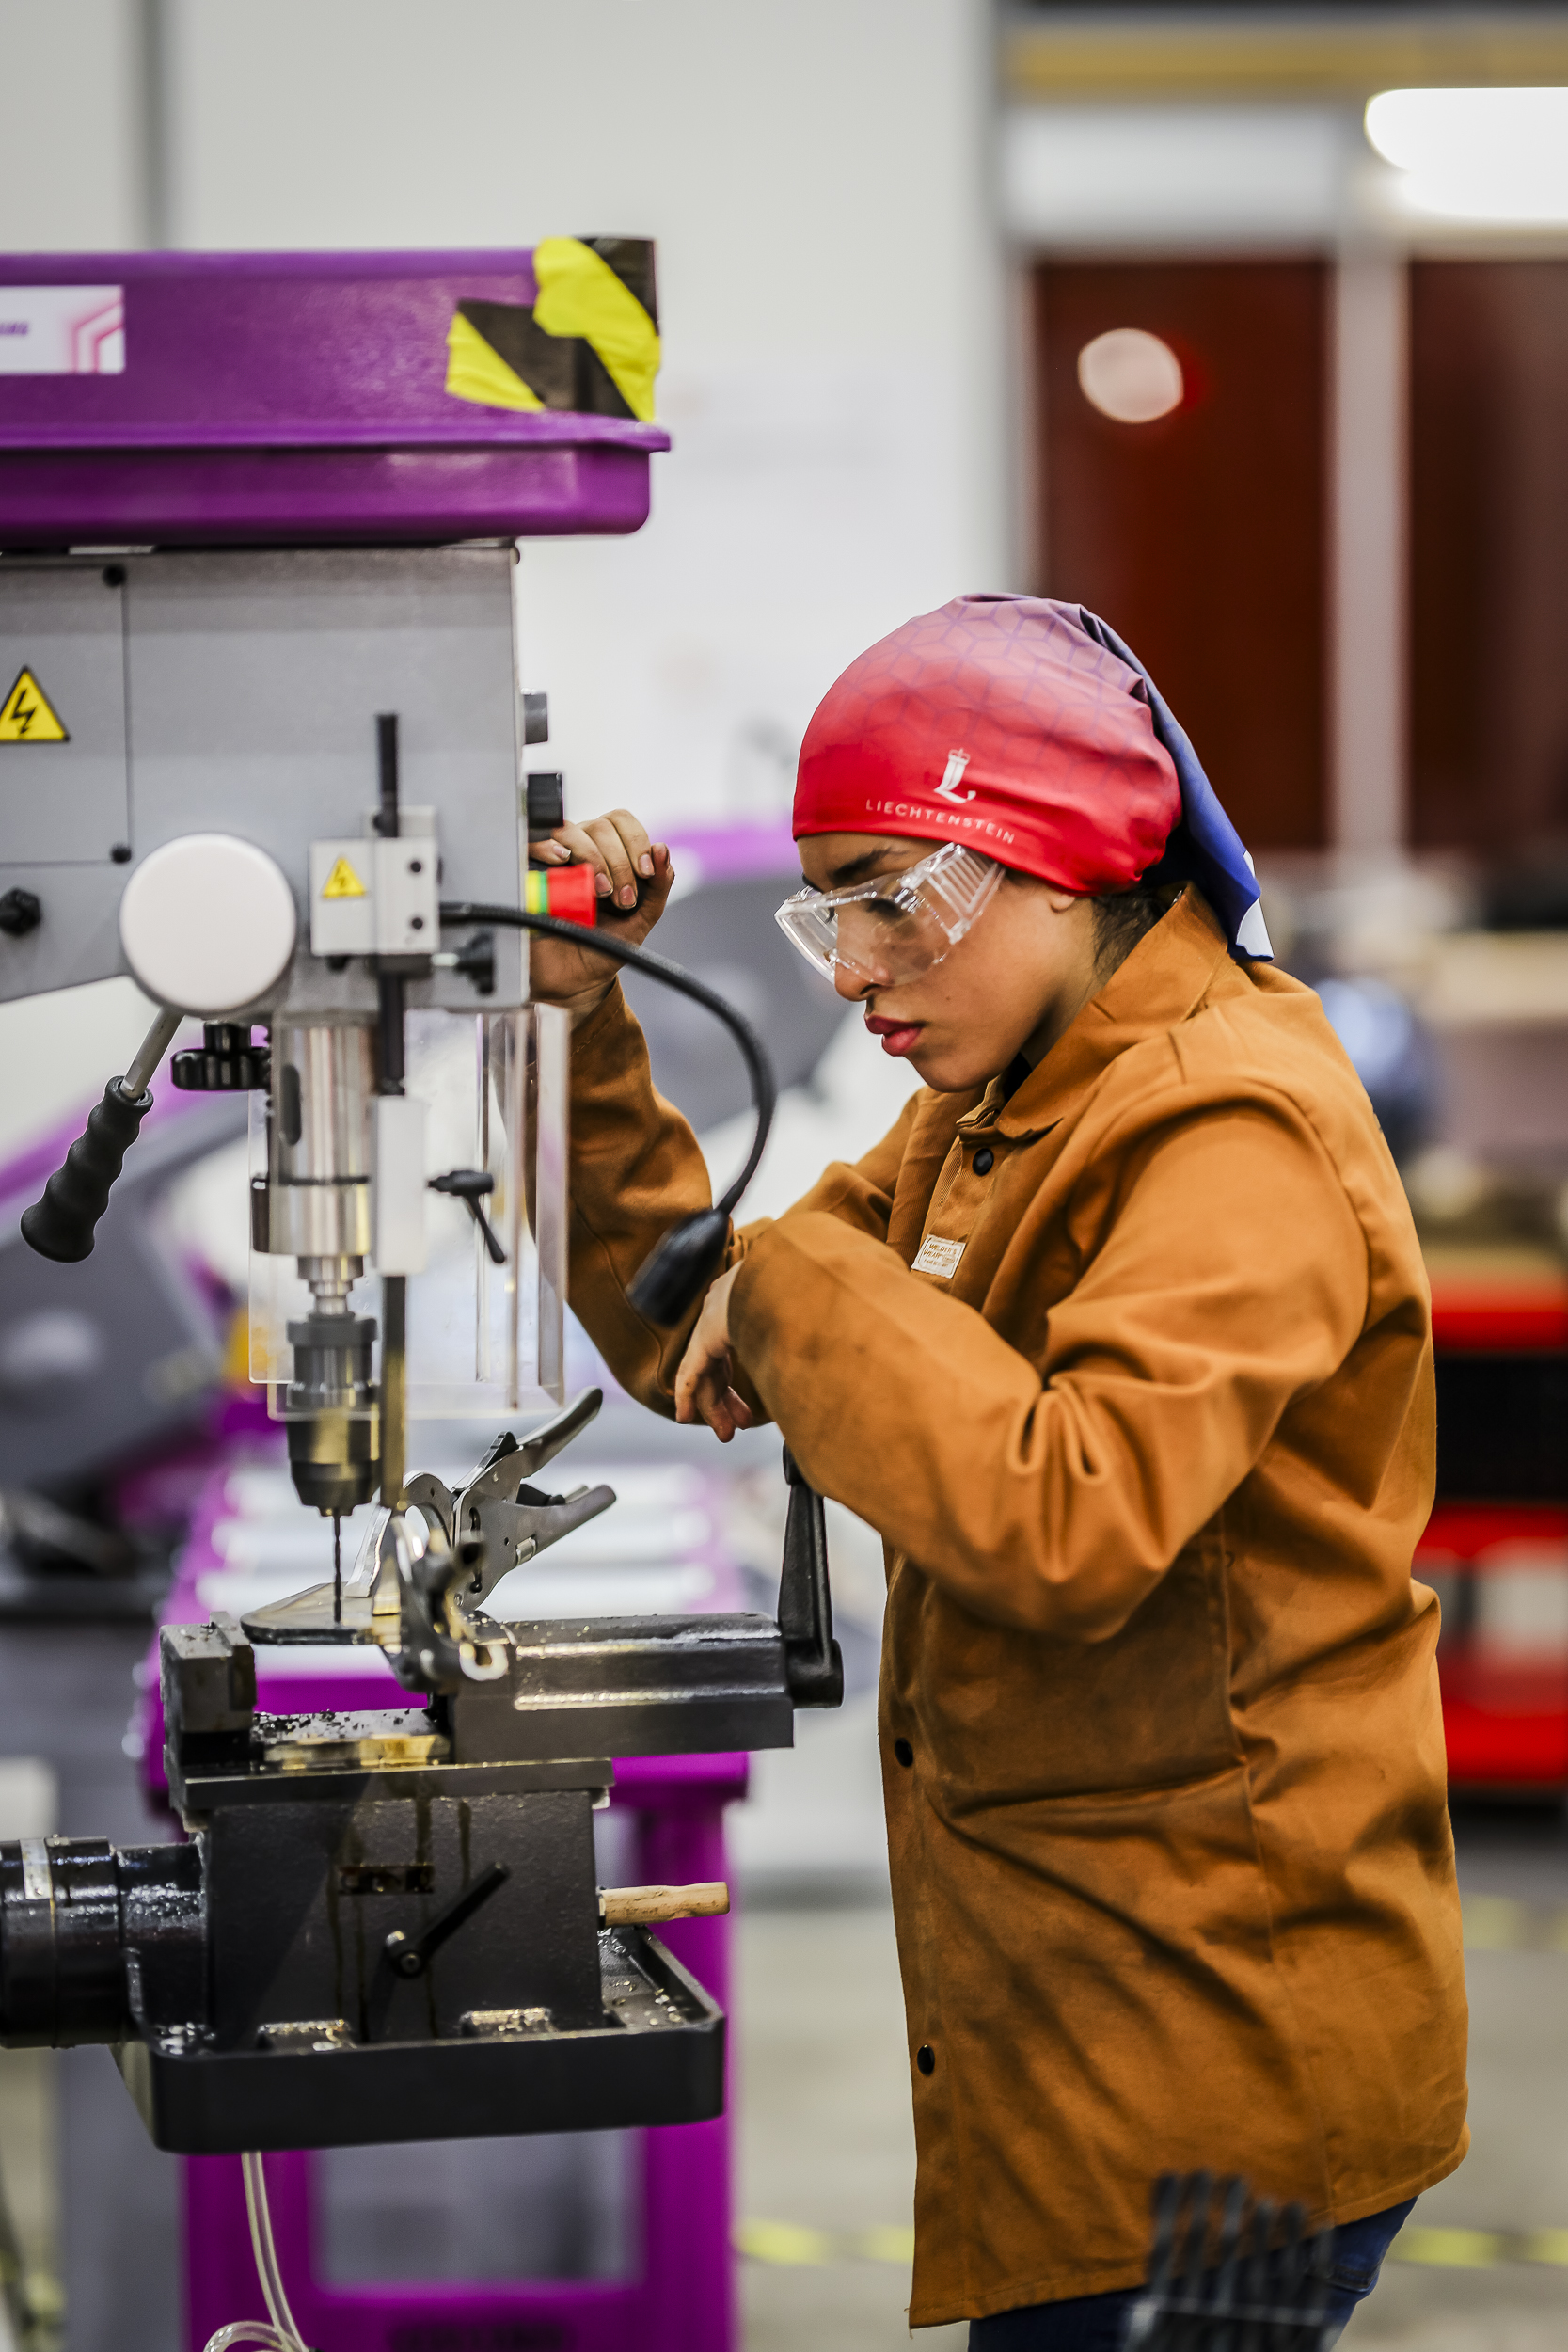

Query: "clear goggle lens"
left=774, top=844, right=1004, bottom=988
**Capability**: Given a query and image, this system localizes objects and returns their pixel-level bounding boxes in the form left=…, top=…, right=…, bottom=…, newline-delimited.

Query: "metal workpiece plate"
left=239, top=1582, right=388, bottom=1646
left=240, top=1495, right=617, bottom=1647
left=114, top=1928, right=724, bottom=2153
left=0, top=546, right=527, bottom=1012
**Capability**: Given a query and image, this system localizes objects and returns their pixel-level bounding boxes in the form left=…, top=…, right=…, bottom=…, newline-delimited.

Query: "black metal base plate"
left=113, top=1929, right=724, bottom=2153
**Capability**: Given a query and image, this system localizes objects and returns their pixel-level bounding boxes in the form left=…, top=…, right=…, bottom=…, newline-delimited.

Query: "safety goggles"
left=774, top=843, right=1004, bottom=989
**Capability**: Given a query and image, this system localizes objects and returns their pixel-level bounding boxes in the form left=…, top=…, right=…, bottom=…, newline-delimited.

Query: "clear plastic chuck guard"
left=774, top=841, right=1004, bottom=988
left=249, top=1006, right=568, bottom=1425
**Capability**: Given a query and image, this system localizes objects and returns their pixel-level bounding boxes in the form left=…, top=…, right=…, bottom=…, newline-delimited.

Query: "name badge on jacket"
left=912, top=1233, right=965, bottom=1279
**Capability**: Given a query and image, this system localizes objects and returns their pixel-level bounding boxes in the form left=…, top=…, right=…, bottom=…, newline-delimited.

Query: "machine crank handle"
left=20, top=1006, right=183, bottom=1263
left=600, top=1882, right=730, bottom=1926
left=429, top=1168, right=506, bottom=1264
left=779, top=1446, right=844, bottom=1708
left=383, top=1862, right=510, bottom=1978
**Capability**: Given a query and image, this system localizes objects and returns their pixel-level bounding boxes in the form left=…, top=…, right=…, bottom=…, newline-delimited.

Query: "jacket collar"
left=957, top=887, right=1235, bottom=1140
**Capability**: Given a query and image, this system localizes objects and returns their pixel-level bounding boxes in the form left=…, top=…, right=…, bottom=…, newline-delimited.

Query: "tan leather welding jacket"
left=563, top=885, right=1469, bottom=2328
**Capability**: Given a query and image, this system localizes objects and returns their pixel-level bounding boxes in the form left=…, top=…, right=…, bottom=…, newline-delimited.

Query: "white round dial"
left=119, top=834, right=297, bottom=1014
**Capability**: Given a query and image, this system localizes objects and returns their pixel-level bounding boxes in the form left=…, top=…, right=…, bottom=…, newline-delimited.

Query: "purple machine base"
left=142, top=1458, right=745, bottom=2352
left=0, top=251, right=669, bottom=544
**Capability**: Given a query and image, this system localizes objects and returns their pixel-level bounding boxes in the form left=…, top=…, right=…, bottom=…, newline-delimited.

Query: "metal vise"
left=0, top=1399, right=842, bottom=2153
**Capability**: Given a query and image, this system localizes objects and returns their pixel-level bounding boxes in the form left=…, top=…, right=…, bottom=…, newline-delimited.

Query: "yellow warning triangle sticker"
left=321, top=855, right=367, bottom=899
left=0, top=667, right=70, bottom=743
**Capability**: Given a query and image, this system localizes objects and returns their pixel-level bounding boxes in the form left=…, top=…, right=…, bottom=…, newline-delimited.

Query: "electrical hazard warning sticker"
left=320, top=856, right=367, bottom=898
left=0, top=667, right=70, bottom=743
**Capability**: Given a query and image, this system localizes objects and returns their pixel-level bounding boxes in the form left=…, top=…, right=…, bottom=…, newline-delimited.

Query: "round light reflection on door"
left=1076, top=328, right=1184, bottom=423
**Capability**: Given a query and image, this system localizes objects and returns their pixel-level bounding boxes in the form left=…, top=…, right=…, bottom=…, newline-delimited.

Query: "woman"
left=530, top=595, right=1468, bottom=2345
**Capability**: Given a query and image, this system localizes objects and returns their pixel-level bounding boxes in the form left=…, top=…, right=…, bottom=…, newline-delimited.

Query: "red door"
left=1033, top=260, right=1328, bottom=852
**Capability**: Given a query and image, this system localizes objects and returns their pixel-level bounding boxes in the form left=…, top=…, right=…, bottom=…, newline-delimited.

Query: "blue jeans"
left=967, top=2199, right=1417, bottom=2350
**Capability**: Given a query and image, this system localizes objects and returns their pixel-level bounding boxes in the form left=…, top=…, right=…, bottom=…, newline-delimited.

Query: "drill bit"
left=332, top=1511, right=342, bottom=1624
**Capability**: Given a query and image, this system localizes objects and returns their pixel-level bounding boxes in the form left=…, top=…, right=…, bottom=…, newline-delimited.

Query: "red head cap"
left=792, top=594, right=1180, bottom=893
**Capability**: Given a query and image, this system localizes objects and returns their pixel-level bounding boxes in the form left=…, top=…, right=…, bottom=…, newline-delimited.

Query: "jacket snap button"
left=894, top=1737, right=914, bottom=1768
left=973, top=1146, right=994, bottom=1174
left=916, top=2043, right=936, bottom=2075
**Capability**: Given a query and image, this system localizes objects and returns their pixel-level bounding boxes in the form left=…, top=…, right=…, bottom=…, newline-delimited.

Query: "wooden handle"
left=599, top=1881, right=730, bottom=1926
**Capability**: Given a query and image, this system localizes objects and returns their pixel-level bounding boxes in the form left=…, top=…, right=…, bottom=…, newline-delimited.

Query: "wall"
left=0, top=0, right=145, bottom=250
left=160, top=0, right=1006, bottom=830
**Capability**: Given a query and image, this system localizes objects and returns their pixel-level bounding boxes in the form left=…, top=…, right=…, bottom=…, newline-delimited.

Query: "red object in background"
left=1424, top=1265, right=1568, bottom=1790
left=1418, top=1503, right=1568, bottom=1788
left=1431, top=1295, right=1568, bottom=1352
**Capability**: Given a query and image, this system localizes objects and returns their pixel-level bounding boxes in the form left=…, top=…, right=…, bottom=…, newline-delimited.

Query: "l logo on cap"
left=935, top=750, right=974, bottom=804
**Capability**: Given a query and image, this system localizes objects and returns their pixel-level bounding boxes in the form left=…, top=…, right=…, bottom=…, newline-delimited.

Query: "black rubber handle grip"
left=778, top=1446, right=844, bottom=1709
left=20, top=1080, right=150, bottom=1263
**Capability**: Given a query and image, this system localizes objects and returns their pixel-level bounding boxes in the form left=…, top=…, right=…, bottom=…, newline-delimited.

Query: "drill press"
left=0, top=246, right=840, bottom=2156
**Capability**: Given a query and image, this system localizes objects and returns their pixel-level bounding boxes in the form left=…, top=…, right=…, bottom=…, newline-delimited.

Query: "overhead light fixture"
left=1077, top=329, right=1183, bottom=424
left=1365, top=87, right=1568, bottom=221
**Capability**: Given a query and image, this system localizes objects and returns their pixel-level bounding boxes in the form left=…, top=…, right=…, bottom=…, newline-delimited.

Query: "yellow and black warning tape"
left=736, top=2219, right=915, bottom=2266
left=446, top=236, right=658, bottom=423
left=1390, top=2226, right=1568, bottom=2268
left=735, top=2220, right=1568, bottom=2272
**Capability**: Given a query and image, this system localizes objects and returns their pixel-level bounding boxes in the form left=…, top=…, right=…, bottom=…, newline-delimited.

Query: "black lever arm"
left=429, top=1168, right=506, bottom=1265
left=383, top=1862, right=511, bottom=1979
left=21, top=1006, right=183, bottom=1263
left=779, top=1446, right=843, bottom=1708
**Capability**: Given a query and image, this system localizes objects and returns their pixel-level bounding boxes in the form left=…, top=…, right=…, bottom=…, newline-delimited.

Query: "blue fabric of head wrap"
left=1075, top=609, right=1273, bottom=963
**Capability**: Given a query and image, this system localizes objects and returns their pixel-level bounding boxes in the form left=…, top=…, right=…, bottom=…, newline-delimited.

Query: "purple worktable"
left=143, top=1457, right=747, bottom=2352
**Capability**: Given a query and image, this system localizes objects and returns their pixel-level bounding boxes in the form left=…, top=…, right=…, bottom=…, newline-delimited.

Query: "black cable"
left=438, top=902, right=776, bottom=1216
left=438, top=900, right=777, bottom=1325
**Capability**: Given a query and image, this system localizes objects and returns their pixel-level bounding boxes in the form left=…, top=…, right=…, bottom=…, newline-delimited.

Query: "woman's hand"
left=529, top=809, right=675, bottom=1011
left=673, top=1263, right=753, bottom=1443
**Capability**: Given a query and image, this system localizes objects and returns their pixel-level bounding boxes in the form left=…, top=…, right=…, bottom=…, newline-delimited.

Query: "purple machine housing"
left=0, top=249, right=668, bottom=543
left=0, top=250, right=752, bottom=2352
